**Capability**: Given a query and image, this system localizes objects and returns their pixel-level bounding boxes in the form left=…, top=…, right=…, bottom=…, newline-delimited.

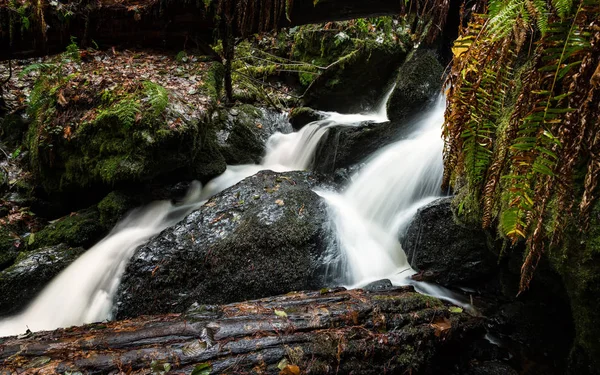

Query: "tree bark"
left=0, top=0, right=409, bottom=60
left=0, top=287, right=482, bottom=374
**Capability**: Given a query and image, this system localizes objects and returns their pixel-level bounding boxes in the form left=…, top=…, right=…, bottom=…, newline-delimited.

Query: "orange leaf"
left=430, top=317, right=452, bottom=337
left=279, top=365, right=300, bottom=375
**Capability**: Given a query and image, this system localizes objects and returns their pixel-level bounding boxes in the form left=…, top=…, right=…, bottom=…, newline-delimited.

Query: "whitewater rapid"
left=0, top=87, right=396, bottom=337
left=320, top=96, right=445, bottom=286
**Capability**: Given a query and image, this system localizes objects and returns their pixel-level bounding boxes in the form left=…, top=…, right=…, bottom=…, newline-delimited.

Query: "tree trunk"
left=0, top=0, right=412, bottom=60
left=221, top=24, right=235, bottom=104
left=0, top=287, right=482, bottom=374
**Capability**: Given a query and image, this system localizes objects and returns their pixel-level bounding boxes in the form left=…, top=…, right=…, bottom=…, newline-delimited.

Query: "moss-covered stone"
left=0, top=226, right=19, bottom=271
left=212, top=104, right=266, bottom=165
left=302, top=37, right=409, bottom=113
left=0, top=113, right=29, bottom=148
left=549, top=200, right=600, bottom=374
left=97, top=191, right=138, bottom=228
left=27, top=208, right=105, bottom=250
left=24, top=67, right=224, bottom=199
left=288, top=107, right=323, bottom=130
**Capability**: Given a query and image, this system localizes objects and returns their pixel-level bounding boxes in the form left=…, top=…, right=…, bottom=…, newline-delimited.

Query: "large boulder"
left=114, top=170, right=334, bottom=319
left=402, top=197, right=496, bottom=287
left=299, top=30, right=409, bottom=114
left=386, top=50, right=444, bottom=123
left=0, top=244, right=84, bottom=316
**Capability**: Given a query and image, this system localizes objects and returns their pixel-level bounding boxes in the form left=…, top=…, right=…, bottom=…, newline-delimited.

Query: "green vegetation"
left=443, top=0, right=599, bottom=369
left=443, top=0, right=599, bottom=290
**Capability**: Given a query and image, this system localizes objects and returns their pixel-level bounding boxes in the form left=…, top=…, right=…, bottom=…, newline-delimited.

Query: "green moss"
left=0, top=226, right=19, bottom=270
left=549, top=200, right=600, bottom=373
left=97, top=191, right=137, bottom=228
left=28, top=208, right=105, bottom=250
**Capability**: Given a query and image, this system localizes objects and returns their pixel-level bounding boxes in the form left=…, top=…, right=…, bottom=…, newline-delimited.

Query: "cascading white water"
left=0, top=184, right=205, bottom=336
left=199, top=85, right=396, bottom=200
left=319, top=96, right=446, bottom=287
left=0, top=87, right=396, bottom=338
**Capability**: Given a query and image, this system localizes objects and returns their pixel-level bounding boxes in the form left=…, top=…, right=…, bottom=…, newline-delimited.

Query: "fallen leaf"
left=431, top=317, right=452, bottom=337
left=275, top=199, right=284, bottom=206
left=57, top=90, right=68, bottom=106
left=279, top=365, right=300, bottom=375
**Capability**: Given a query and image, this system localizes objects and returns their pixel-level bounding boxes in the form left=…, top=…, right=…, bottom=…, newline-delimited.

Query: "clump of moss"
left=0, top=226, right=19, bottom=271
left=97, top=191, right=138, bottom=228
left=27, top=208, right=105, bottom=250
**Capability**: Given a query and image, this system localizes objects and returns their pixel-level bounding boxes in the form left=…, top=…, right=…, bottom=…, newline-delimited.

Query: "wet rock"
left=465, top=361, right=518, bottom=375
left=402, top=197, right=496, bottom=287
left=0, top=226, right=19, bottom=272
left=363, top=279, right=394, bottom=291
left=303, top=40, right=408, bottom=114
left=115, top=170, right=334, bottom=319
left=289, top=107, right=323, bottom=130
left=212, top=104, right=292, bottom=165
left=386, top=50, right=444, bottom=123
left=0, top=244, right=84, bottom=316
left=313, top=51, right=445, bottom=173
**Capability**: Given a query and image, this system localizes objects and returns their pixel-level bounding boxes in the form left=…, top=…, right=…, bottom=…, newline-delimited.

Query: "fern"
left=19, top=62, right=56, bottom=77
left=142, top=81, right=169, bottom=117
left=444, top=0, right=600, bottom=291
left=96, top=99, right=141, bottom=129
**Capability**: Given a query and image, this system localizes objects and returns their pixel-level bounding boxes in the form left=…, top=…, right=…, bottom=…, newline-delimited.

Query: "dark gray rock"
left=288, top=107, right=324, bottom=130
left=386, top=49, right=444, bottom=123
left=0, top=244, right=84, bottom=316
left=313, top=50, right=445, bottom=173
left=363, top=279, right=394, bottom=291
left=402, top=197, right=496, bottom=287
left=213, top=105, right=292, bottom=165
left=465, top=362, right=518, bottom=375
left=303, top=42, right=408, bottom=114
left=114, top=170, right=334, bottom=319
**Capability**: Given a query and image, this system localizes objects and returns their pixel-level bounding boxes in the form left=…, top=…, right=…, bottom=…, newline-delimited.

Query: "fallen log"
left=0, top=287, right=482, bottom=374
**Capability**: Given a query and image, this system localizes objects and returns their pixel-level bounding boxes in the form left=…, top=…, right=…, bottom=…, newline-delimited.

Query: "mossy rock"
left=0, top=226, right=19, bottom=272
left=212, top=104, right=265, bottom=165
left=0, top=243, right=85, bottom=317
left=27, top=208, right=106, bottom=251
left=0, top=113, right=29, bottom=148
left=550, top=200, right=600, bottom=374
left=97, top=190, right=139, bottom=228
left=386, top=49, right=445, bottom=123
left=24, top=75, right=224, bottom=199
left=211, top=104, right=291, bottom=165
left=303, top=39, right=409, bottom=113
left=288, top=107, right=323, bottom=130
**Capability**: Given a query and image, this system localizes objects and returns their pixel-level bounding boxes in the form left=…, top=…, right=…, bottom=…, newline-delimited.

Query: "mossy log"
left=0, top=0, right=412, bottom=60
left=0, top=287, right=481, bottom=374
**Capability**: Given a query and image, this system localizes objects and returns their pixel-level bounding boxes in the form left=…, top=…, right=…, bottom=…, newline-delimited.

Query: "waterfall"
left=319, top=97, right=446, bottom=287
left=0, top=90, right=395, bottom=337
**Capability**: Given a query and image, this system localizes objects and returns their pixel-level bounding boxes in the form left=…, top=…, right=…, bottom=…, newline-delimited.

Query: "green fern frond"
left=552, top=0, right=573, bottom=18
left=142, top=81, right=169, bottom=116
left=19, top=62, right=56, bottom=77
left=96, top=98, right=141, bottom=129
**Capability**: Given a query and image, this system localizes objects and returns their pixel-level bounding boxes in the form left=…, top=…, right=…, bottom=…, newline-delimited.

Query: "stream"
left=0, top=89, right=463, bottom=337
